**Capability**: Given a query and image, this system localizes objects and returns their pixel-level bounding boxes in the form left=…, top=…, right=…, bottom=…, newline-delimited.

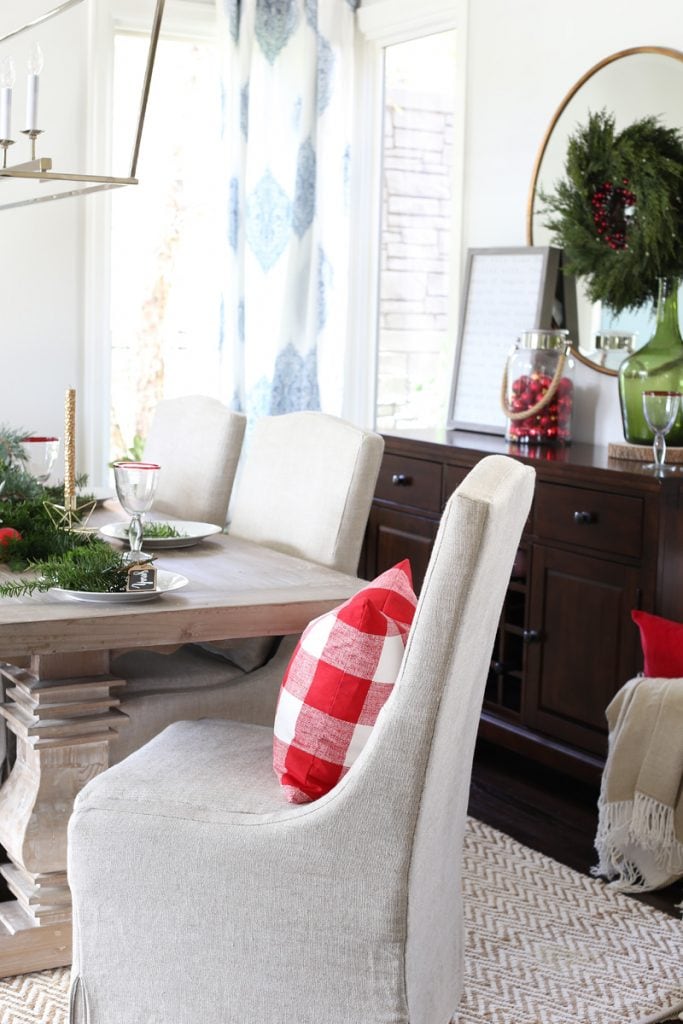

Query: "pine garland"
left=0, top=540, right=137, bottom=598
left=540, top=110, right=683, bottom=313
left=0, top=498, right=90, bottom=571
left=0, top=424, right=31, bottom=469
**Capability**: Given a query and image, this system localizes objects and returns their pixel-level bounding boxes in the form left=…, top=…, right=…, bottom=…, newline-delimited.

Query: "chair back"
left=330, top=455, right=535, bottom=1024
left=143, top=396, right=246, bottom=526
left=228, top=412, right=384, bottom=574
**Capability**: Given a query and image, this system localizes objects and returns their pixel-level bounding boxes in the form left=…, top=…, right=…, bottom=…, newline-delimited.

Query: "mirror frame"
left=525, top=45, right=683, bottom=376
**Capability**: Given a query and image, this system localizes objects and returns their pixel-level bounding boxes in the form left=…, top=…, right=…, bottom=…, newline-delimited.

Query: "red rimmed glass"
left=22, top=436, right=60, bottom=483
left=642, top=391, right=682, bottom=474
left=112, top=461, right=160, bottom=563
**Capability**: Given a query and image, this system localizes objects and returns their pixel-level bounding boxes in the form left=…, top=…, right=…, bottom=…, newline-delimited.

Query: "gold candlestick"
left=45, top=386, right=96, bottom=533
left=64, top=387, right=76, bottom=511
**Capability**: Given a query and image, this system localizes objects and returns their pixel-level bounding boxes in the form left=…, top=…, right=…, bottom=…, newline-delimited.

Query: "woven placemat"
left=608, top=441, right=683, bottom=463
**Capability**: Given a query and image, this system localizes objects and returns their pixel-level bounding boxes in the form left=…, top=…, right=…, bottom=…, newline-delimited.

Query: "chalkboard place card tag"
left=126, top=565, right=158, bottom=592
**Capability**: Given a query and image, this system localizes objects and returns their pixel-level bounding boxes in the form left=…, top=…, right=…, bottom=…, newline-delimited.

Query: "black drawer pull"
left=522, top=629, right=541, bottom=644
left=573, top=510, right=596, bottom=524
left=391, top=473, right=412, bottom=486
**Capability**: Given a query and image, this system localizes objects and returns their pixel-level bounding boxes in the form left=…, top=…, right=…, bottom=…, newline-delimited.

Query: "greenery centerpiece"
left=540, top=110, right=683, bottom=443
left=0, top=539, right=139, bottom=598
left=0, top=423, right=108, bottom=593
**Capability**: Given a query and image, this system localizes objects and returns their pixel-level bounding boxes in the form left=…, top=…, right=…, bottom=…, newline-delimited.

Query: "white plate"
left=99, top=520, right=222, bottom=549
left=51, top=569, right=189, bottom=603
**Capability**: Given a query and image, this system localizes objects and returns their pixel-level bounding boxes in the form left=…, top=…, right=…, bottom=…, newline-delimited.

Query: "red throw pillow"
left=273, top=560, right=417, bottom=803
left=631, top=609, right=683, bottom=677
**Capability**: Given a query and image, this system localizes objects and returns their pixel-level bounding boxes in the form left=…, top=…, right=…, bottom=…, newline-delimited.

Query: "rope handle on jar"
left=501, top=350, right=567, bottom=421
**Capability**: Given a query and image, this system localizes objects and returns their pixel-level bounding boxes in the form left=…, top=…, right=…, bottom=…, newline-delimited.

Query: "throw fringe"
left=593, top=796, right=683, bottom=892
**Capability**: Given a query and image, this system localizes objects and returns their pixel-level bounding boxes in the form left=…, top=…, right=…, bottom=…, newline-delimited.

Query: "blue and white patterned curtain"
left=220, top=0, right=358, bottom=419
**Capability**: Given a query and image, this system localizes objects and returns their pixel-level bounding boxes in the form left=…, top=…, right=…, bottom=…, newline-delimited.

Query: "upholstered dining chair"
left=108, top=412, right=385, bottom=764
left=142, top=395, right=246, bottom=526
left=68, top=454, right=535, bottom=1024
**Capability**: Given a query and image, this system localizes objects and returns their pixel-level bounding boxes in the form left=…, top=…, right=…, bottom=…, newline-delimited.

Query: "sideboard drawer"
left=443, top=464, right=470, bottom=504
left=535, top=482, right=644, bottom=558
left=375, top=454, right=442, bottom=513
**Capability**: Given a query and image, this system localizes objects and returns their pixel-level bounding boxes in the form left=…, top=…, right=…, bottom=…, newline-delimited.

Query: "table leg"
left=0, top=652, right=126, bottom=978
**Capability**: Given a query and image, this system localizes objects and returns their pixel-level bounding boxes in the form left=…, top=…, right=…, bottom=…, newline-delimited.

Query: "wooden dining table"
left=0, top=511, right=364, bottom=977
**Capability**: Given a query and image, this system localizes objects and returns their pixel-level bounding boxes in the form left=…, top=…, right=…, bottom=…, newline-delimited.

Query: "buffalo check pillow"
left=273, top=560, right=417, bottom=803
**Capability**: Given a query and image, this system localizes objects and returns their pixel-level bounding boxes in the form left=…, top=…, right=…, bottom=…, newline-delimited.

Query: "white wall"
left=0, top=1, right=88, bottom=470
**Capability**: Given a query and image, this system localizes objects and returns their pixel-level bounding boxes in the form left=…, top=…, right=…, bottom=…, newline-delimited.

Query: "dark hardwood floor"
left=468, top=738, right=683, bottom=917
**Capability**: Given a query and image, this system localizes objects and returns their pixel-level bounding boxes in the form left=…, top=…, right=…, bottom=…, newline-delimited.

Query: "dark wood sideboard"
left=360, top=429, right=683, bottom=785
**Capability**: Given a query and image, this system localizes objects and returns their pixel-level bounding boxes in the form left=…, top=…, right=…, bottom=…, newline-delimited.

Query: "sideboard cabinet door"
left=523, top=545, right=642, bottom=757
left=365, top=506, right=438, bottom=593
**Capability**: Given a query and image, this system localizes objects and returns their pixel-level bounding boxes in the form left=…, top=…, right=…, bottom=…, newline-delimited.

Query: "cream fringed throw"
left=594, top=676, right=683, bottom=896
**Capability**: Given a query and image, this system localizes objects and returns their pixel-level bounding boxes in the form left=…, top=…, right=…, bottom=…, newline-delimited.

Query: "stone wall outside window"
left=377, top=85, right=454, bottom=430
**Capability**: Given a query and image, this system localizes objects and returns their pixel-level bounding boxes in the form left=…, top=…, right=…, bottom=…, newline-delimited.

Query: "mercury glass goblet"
left=21, top=436, right=60, bottom=483
left=113, top=461, right=160, bottom=563
left=642, top=391, right=681, bottom=474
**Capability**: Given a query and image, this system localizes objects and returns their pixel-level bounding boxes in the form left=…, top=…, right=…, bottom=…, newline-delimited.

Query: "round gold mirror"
left=526, top=46, right=683, bottom=376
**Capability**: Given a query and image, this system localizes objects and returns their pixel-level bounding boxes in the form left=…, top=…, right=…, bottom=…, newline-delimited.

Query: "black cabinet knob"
left=391, top=473, right=411, bottom=486
left=573, top=510, right=595, bottom=524
left=522, top=629, right=541, bottom=644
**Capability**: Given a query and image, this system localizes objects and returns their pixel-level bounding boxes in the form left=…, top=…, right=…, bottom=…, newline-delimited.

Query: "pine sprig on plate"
left=143, top=522, right=186, bottom=539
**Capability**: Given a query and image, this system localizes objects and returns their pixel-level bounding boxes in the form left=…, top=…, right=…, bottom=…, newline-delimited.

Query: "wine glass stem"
left=653, top=431, right=667, bottom=467
left=128, top=513, right=143, bottom=558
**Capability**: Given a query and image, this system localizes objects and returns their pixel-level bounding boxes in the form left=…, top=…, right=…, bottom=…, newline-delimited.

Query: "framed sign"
left=447, top=247, right=563, bottom=435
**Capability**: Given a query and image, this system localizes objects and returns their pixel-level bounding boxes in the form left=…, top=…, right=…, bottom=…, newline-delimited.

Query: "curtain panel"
left=220, top=0, right=358, bottom=420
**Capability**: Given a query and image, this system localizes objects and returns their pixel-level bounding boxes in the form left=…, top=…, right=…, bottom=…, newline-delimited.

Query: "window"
left=376, top=30, right=457, bottom=430
left=108, top=11, right=223, bottom=462
left=352, top=0, right=464, bottom=432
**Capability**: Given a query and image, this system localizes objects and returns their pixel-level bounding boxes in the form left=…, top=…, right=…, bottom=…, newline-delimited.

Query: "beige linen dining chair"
left=68, top=454, right=535, bottom=1024
left=109, top=412, right=385, bottom=764
left=142, top=395, right=246, bottom=526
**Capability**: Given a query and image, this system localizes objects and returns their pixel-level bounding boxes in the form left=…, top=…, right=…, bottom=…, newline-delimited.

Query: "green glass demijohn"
left=618, top=277, right=683, bottom=445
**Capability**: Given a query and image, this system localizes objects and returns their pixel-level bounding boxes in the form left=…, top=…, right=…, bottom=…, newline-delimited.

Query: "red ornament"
left=507, top=374, right=573, bottom=443
left=0, top=527, right=22, bottom=547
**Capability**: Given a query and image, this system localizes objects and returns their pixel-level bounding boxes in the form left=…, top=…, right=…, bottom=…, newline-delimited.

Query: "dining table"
left=0, top=506, right=364, bottom=978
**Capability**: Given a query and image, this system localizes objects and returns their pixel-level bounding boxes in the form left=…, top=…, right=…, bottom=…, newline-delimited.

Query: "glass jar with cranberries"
left=502, top=329, right=574, bottom=444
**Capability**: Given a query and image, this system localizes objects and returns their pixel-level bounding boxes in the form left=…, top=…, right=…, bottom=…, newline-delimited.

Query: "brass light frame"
left=0, top=0, right=165, bottom=210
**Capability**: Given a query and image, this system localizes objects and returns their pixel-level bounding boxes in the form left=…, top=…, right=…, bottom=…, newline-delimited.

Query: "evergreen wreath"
left=540, top=110, right=683, bottom=314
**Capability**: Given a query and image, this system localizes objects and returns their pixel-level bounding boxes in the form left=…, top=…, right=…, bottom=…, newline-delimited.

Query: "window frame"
left=346, top=0, right=468, bottom=430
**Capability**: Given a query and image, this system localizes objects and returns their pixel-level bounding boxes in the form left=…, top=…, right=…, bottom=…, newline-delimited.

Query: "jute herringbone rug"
left=1, top=818, right=681, bottom=1024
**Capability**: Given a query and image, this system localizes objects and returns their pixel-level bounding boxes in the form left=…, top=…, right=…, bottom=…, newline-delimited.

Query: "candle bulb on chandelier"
left=0, top=57, right=15, bottom=140
left=64, top=387, right=76, bottom=510
left=25, top=42, right=43, bottom=133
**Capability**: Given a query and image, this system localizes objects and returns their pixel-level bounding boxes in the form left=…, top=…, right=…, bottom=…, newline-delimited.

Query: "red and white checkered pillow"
left=273, top=560, right=417, bottom=803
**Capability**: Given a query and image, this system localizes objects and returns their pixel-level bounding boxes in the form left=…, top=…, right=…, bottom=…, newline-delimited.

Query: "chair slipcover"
left=109, top=414, right=384, bottom=764
left=143, top=395, right=246, bottom=527
left=229, top=411, right=385, bottom=574
left=68, top=454, right=535, bottom=1024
